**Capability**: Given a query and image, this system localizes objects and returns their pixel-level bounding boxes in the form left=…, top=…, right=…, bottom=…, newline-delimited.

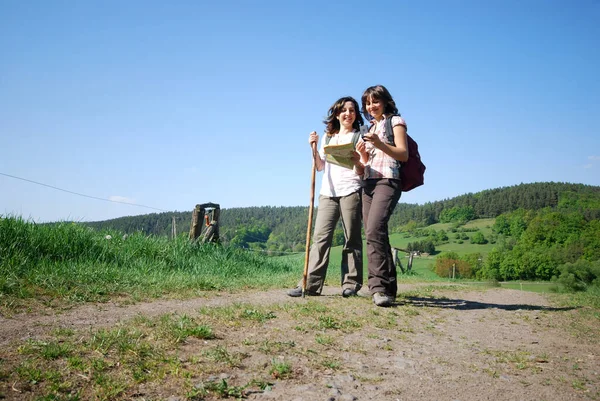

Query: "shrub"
left=470, top=232, right=488, bottom=244
left=434, top=252, right=473, bottom=279
left=556, top=259, right=600, bottom=291
left=407, top=239, right=435, bottom=254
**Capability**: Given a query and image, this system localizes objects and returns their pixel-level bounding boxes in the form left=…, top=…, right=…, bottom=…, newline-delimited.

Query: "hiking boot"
left=372, top=292, right=394, bottom=307
left=342, top=288, right=358, bottom=298
left=287, top=287, right=319, bottom=297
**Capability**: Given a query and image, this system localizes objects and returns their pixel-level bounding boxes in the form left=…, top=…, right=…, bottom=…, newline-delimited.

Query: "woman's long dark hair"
left=361, top=85, right=399, bottom=121
left=323, top=96, right=364, bottom=136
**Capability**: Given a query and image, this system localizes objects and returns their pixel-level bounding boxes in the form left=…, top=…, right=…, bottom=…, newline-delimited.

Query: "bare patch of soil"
left=1, top=284, right=598, bottom=400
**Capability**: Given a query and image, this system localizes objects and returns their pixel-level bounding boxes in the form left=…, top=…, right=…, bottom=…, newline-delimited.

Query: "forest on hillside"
left=83, top=182, right=600, bottom=253
left=389, top=181, right=600, bottom=227
left=426, top=204, right=600, bottom=288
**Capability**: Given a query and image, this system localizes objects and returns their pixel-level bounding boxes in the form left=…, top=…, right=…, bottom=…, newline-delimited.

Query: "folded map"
left=324, top=142, right=356, bottom=169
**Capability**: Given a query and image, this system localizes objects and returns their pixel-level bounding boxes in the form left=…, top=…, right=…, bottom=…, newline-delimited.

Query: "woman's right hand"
left=308, top=131, right=318, bottom=147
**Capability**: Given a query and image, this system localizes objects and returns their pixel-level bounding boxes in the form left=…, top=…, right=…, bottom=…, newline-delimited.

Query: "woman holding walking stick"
left=288, top=96, right=368, bottom=298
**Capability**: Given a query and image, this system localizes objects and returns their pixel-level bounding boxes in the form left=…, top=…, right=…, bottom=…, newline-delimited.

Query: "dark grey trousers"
left=362, top=179, right=402, bottom=296
left=300, top=191, right=363, bottom=294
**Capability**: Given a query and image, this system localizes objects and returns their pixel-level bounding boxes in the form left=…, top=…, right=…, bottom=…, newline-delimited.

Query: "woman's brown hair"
left=361, top=85, right=399, bottom=121
left=323, top=96, right=364, bottom=136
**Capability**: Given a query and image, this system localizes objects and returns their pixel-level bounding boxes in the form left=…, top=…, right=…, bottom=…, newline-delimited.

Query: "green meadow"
left=0, top=216, right=301, bottom=313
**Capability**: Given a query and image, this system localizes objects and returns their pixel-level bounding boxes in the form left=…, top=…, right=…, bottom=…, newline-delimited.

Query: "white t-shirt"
left=318, top=131, right=364, bottom=197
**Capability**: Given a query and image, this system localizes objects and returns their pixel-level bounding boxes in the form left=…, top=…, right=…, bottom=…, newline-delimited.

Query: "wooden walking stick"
left=302, top=142, right=318, bottom=297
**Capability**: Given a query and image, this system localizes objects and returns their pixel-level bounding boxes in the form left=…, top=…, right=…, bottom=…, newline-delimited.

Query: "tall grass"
left=0, top=216, right=299, bottom=309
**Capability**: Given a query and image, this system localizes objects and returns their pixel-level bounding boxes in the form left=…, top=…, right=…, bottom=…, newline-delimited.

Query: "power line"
left=0, top=172, right=168, bottom=212
left=3, top=171, right=307, bottom=253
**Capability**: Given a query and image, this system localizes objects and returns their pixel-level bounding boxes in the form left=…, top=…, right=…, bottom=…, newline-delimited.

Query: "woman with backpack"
left=288, top=96, right=368, bottom=298
left=360, top=85, right=409, bottom=307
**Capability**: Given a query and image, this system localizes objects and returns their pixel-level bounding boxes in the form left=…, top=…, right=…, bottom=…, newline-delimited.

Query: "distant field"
left=462, top=218, right=496, bottom=230
left=423, top=222, right=454, bottom=231
left=424, top=218, right=495, bottom=232
left=389, top=218, right=497, bottom=257
left=434, top=241, right=496, bottom=255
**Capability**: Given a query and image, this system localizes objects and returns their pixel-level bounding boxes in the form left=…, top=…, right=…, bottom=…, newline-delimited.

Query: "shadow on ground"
left=401, top=296, right=576, bottom=312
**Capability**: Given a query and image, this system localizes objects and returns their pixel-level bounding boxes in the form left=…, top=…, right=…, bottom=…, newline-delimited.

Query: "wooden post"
left=393, top=248, right=405, bottom=273
left=189, top=205, right=205, bottom=241
left=393, top=247, right=413, bottom=274
left=452, top=263, right=456, bottom=279
left=171, top=216, right=177, bottom=239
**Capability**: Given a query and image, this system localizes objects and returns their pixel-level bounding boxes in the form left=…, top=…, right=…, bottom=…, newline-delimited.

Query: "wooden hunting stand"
left=392, top=247, right=415, bottom=273
left=189, top=202, right=220, bottom=243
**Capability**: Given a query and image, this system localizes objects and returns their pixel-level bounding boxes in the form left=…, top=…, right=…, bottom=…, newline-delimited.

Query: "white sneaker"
left=372, top=292, right=394, bottom=307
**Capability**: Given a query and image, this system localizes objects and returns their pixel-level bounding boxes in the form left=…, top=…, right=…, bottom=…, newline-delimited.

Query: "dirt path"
left=1, top=284, right=598, bottom=400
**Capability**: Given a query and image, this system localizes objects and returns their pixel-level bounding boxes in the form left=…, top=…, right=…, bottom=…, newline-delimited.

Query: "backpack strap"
left=351, top=131, right=360, bottom=147
left=384, top=115, right=396, bottom=145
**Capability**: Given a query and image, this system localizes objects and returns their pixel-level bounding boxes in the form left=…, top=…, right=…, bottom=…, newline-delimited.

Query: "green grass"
left=389, top=218, right=497, bottom=256
left=424, top=218, right=495, bottom=233
left=421, top=222, right=454, bottom=231
left=3, top=307, right=280, bottom=400
left=390, top=232, right=496, bottom=257
left=0, top=216, right=299, bottom=312
left=462, top=218, right=496, bottom=230
left=1, top=215, right=596, bottom=315
left=434, top=241, right=496, bottom=255
left=0, top=264, right=597, bottom=401
left=269, top=359, right=292, bottom=379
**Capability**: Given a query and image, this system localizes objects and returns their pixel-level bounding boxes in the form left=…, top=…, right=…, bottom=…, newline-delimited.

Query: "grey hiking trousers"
left=299, top=191, right=363, bottom=294
left=362, top=178, right=402, bottom=297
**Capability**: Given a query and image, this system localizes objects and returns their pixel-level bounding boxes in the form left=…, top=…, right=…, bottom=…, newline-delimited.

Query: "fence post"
left=189, top=205, right=204, bottom=241
left=172, top=216, right=177, bottom=239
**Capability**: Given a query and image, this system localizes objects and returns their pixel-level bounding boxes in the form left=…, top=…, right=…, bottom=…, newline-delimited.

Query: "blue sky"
left=1, top=0, right=599, bottom=223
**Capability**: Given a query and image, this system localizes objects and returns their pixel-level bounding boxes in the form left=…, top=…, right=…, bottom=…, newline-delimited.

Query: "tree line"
left=390, top=181, right=600, bottom=227
left=82, top=182, right=600, bottom=256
